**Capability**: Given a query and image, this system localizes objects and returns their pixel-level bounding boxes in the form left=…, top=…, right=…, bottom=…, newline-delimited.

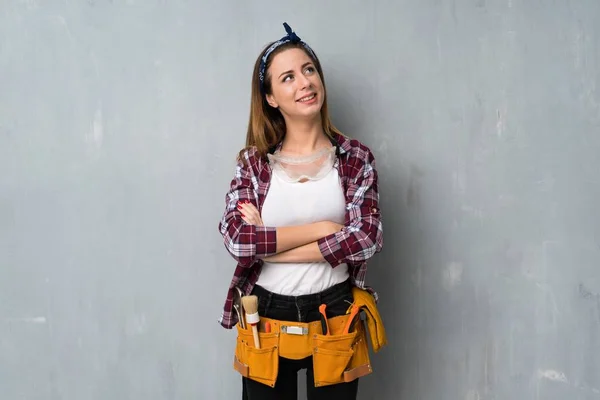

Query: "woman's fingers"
left=237, top=201, right=263, bottom=226
left=238, top=202, right=259, bottom=220
left=240, top=202, right=259, bottom=218
left=243, top=211, right=263, bottom=225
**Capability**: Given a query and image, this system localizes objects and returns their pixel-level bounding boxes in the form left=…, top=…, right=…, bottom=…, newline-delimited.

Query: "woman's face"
left=265, top=47, right=324, bottom=121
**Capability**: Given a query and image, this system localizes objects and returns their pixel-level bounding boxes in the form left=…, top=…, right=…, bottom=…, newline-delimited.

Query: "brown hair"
left=238, top=41, right=344, bottom=163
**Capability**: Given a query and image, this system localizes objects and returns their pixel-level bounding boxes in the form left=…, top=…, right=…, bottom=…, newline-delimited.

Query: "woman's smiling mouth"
left=297, top=93, right=317, bottom=104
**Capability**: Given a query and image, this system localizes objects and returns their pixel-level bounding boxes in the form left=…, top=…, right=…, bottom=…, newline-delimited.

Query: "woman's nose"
left=298, top=74, right=312, bottom=89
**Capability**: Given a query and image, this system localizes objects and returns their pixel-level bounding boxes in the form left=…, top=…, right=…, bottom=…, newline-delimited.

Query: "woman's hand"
left=237, top=201, right=264, bottom=226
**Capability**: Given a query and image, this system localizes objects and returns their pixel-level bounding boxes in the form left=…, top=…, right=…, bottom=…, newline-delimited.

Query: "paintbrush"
left=241, top=295, right=261, bottom=349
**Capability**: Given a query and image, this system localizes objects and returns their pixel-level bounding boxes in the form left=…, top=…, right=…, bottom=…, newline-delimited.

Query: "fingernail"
left=245, top=200, right=250, bottom=204
left=241, top=214, right=245, bottom=218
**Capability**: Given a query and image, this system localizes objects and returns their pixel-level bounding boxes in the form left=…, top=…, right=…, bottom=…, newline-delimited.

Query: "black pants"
left=242, top=279, right=359, bottom=400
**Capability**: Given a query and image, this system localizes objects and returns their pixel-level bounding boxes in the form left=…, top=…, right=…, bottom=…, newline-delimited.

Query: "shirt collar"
left=268, top=132, right=348, bottom=156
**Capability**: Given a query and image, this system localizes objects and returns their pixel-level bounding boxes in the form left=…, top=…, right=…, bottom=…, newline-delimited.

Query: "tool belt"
left=233, top=312, right=371, bottom=388
left=232, top=286, right=387, bottom=388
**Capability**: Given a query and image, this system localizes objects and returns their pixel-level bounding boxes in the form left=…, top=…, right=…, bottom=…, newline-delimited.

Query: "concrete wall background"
left=1, top=1, right=599, bottom=398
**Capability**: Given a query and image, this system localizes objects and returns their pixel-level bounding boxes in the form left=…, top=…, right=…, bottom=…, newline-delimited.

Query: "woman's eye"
left=305, top=67, right=315, bottom=74
left=283, top=75, right=293, bottom=82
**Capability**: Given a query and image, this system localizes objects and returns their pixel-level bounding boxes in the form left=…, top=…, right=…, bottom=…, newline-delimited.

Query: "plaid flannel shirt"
left=217, top=132, right=384, bottom=329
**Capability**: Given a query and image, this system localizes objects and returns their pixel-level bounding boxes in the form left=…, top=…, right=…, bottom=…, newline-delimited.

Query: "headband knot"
left=258, top=22, right=317, bottom=94
left=283, top=22, right=300, bottom=42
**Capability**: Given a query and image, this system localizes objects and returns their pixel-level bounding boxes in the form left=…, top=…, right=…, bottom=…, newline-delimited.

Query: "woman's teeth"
left=298, top=94, right=315, bottom=102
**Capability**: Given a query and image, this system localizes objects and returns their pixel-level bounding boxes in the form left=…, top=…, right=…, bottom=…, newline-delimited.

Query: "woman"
left=218, top=22, right=384, bottom=400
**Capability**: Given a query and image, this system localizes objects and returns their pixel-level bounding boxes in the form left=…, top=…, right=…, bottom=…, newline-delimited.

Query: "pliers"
left=343, top=304, right=360, bottom=334
left=319, top=304, right=330, bottom=335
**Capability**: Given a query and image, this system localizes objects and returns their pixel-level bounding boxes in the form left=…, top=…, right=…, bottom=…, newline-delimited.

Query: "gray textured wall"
left=1, top=1, right=599, bottom=399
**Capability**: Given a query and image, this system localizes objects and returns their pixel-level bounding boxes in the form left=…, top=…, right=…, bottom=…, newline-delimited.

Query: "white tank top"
left=255, top=166, right=349, bottom=296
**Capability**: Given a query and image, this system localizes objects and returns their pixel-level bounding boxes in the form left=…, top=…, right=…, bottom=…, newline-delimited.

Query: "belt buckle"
left=281, top=325, right=308, bottom=335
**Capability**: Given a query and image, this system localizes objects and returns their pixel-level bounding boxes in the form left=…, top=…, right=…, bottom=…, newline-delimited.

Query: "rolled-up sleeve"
left=218, top=151, right=277, bottom=267
left=318, top=147, right=384, bottom=267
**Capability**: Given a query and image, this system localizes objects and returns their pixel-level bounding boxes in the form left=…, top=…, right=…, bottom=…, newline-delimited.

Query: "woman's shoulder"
left=237, top=145, right=259, bottom=161
left=236, top=145, right=267, bottom=171
left=334, top=133, right=376, bottom=164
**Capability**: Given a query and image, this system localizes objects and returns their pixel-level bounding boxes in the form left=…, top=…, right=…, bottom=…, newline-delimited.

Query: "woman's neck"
left=281, top=118, right=330, bottom=155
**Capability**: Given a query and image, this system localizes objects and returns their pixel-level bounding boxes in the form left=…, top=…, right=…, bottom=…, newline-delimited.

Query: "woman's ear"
left=265, top=94, right=279, bottom=109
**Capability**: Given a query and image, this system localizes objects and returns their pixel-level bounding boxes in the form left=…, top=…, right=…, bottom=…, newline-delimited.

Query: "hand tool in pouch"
left=241, top=295, right=261, bottom=349
left=318, top=304, right=330, bottom=335
left=343, top=304, right=360, bottom=334
left=233, top=287, right=245, bottom=329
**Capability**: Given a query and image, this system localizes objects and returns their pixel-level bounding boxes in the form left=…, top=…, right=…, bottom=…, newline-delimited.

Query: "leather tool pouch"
left=233, top=313, right=372, bottom=388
